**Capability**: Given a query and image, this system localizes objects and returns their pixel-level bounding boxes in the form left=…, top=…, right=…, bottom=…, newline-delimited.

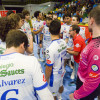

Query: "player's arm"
left=33, top=25, right=44, bottom=35
left=45, top=48, right=54, bottom=83
left=45, top=65, right=53, bottom=83
left=39, top=33, right=43, bottom=48
left=65, top=38, right=69, bottom=43
left=67, top=50, right=79, bottom=56
left=26, top=34, right=33, bottom=54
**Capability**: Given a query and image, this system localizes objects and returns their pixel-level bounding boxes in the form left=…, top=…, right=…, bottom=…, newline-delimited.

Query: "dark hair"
left=49, top=19, right=61, bottom=35
left=6, top=30, right=28, bottom=49
left=46, top=17, right=52, bottom=21
left=34, top=11, right=41, bottom=18
left=0, top=17, right=11, bottom=42
left=22, top=10, right=30, bottom=17
left=71, top=25, right=80, bottom=33
left=73, top=15, right=80, bottom=22
left=89, top=6, right=100, bottom=25
left=7, top=13, right=21, bottom=29
left=17, top=13, right=25, bottom=19
left=63, top=13, right=71, bottom=20
left=6, top=10, right=14, bottom=16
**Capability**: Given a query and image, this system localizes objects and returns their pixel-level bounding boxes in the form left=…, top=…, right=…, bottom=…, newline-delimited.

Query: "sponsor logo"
left=0, top=69, right=24, bottom=77
left=46, top=50, right=49, bottom=53
left=93, top=55, right=99, bottom=61
left=43, top=74, right=46, bottom=82
left=91, top=65, right=99, bottom=71
left=58, top=46, right=66, bottom=53
left=75, top=43, right=81, bottom=48
left=89, top=72, right=98, bottom=78
left=46, top=60, right=51, bottom=64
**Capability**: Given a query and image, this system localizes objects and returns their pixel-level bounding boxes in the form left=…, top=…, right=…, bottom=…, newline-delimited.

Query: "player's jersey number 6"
left=1, top=89, right=18, bottom=100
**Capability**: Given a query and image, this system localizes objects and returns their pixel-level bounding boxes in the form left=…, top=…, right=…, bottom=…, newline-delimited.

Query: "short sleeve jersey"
left=21, top=21, right=32, bottom=35
left=32, top=20, right=43, bottom=44
left=46, top=39, right=67, bottom=83
left=61, top=24, right=71, bottom=40
left=42, top=25, right=51, bottom=49
left=0, top=53, right=48, bottom=100
left=73, top=34, right=86, bottom=63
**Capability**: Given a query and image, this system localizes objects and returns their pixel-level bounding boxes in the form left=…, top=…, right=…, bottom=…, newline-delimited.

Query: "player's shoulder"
left=16, top=53, right=38, bottom=64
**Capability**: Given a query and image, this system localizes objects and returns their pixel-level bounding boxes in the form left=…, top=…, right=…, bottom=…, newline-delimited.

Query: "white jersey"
left=46, top=39, right=67, bottom=86
left=21, top=21, right=32, bottom=35
left=0, top=53, right=48, bottom=100
left=0, top=40, right=6, bottom=54
left=42, top=25, right=51, bottom=49
left=79, top=27, right=86, bottom=40
left=61, top=24, right=71, bottom=40
left=32, top=20, right=43, bottom=44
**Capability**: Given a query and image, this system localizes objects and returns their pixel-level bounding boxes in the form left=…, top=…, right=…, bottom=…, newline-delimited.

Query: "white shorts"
left=48, top=76, right=62, bottom=96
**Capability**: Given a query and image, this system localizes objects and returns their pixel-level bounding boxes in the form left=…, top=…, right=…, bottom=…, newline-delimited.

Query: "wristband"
left=40, top=40, right=42, bottom=44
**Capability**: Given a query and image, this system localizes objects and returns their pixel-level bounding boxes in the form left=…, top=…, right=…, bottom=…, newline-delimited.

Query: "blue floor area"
left=33, top=43, right=76, bottom=100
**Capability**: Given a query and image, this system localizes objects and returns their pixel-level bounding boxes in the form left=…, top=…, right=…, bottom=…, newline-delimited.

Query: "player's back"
left=46, top=39, right=67, bottom=77
left=0, top=52, right=47, bottom=100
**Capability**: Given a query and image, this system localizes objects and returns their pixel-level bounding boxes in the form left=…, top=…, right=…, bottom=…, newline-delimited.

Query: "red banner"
left=0, top=10, right=16, bottom=17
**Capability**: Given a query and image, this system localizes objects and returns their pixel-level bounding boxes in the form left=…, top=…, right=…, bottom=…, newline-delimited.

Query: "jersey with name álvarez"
left=74, top=38, right=100, bottom=99
left=32, top=20, right=43, bottom=44
left=0, top=53, right=48, bottom=100
left=46, top=39, right=67, bottom=86
left=42, top=25, right=51, bottom=49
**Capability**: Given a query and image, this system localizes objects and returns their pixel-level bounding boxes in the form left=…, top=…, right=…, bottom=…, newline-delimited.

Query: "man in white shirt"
left=32, top=11, right=44, bottom=61
left=45, top=20, right=67, bottom=100
left=0, top=29, right=54, bottom=100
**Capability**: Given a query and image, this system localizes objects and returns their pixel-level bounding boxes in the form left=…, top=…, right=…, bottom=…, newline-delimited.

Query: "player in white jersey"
left=0, top=29, right=54, bottom=100
left=32, top=11, right=44, bottom=61
left=8, top=13, right=33, bottom=54
left=39, top=17, right=52, bottom=58
left=45, top=20, right=67, bottom=100
left=21, top=10, right=32, bottom=35
left=72, top=15, right=86, bottom=40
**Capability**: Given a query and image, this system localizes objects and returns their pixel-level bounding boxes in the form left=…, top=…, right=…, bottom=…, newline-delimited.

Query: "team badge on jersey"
left=93, top=55, right=99, bottom=61
left=91, top=65, right=99, bottom=71
left=75, top=43, right=81, bottom=48
left=46, top=50, right=49, bottom=53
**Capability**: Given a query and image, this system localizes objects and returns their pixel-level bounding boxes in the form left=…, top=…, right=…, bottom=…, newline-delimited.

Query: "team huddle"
left=0, top=5, right=100, bottom=100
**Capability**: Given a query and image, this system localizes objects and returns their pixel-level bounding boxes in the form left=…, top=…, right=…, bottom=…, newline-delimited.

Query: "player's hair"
left=6, top=10, right=14, bottom=16
left=49, top=19, right=61, bottom=35
left=89, top=5, right=100, bottom=25
left=0, top=17, right=11, bottom=42
left=71, top=25, right=80, bottom=33
left=17, top=13, right=25, bottom=19
left=7, top=13, right=21, bottom=29
left=34, top=11, right=41, bottom=18
left=73, top=15, right=80, bottom=22
left=63, top=13, right=71, bottom=20
left=46, top=17, right=52, bottom=21
left=6, top=30, right=28, bottom=49
left=22, top=9, right=30, bottom=17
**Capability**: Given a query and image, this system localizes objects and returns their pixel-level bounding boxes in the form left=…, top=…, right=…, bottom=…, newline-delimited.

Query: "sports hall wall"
left=24, top=2, right=59, bottom=16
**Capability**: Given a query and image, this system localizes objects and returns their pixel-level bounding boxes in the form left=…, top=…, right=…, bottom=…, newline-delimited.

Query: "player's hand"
left=40, top=25, right=44, bottom=30
left=39, top=43, right=42, bottom=48
left=69, top=93, right=76, bottom=100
